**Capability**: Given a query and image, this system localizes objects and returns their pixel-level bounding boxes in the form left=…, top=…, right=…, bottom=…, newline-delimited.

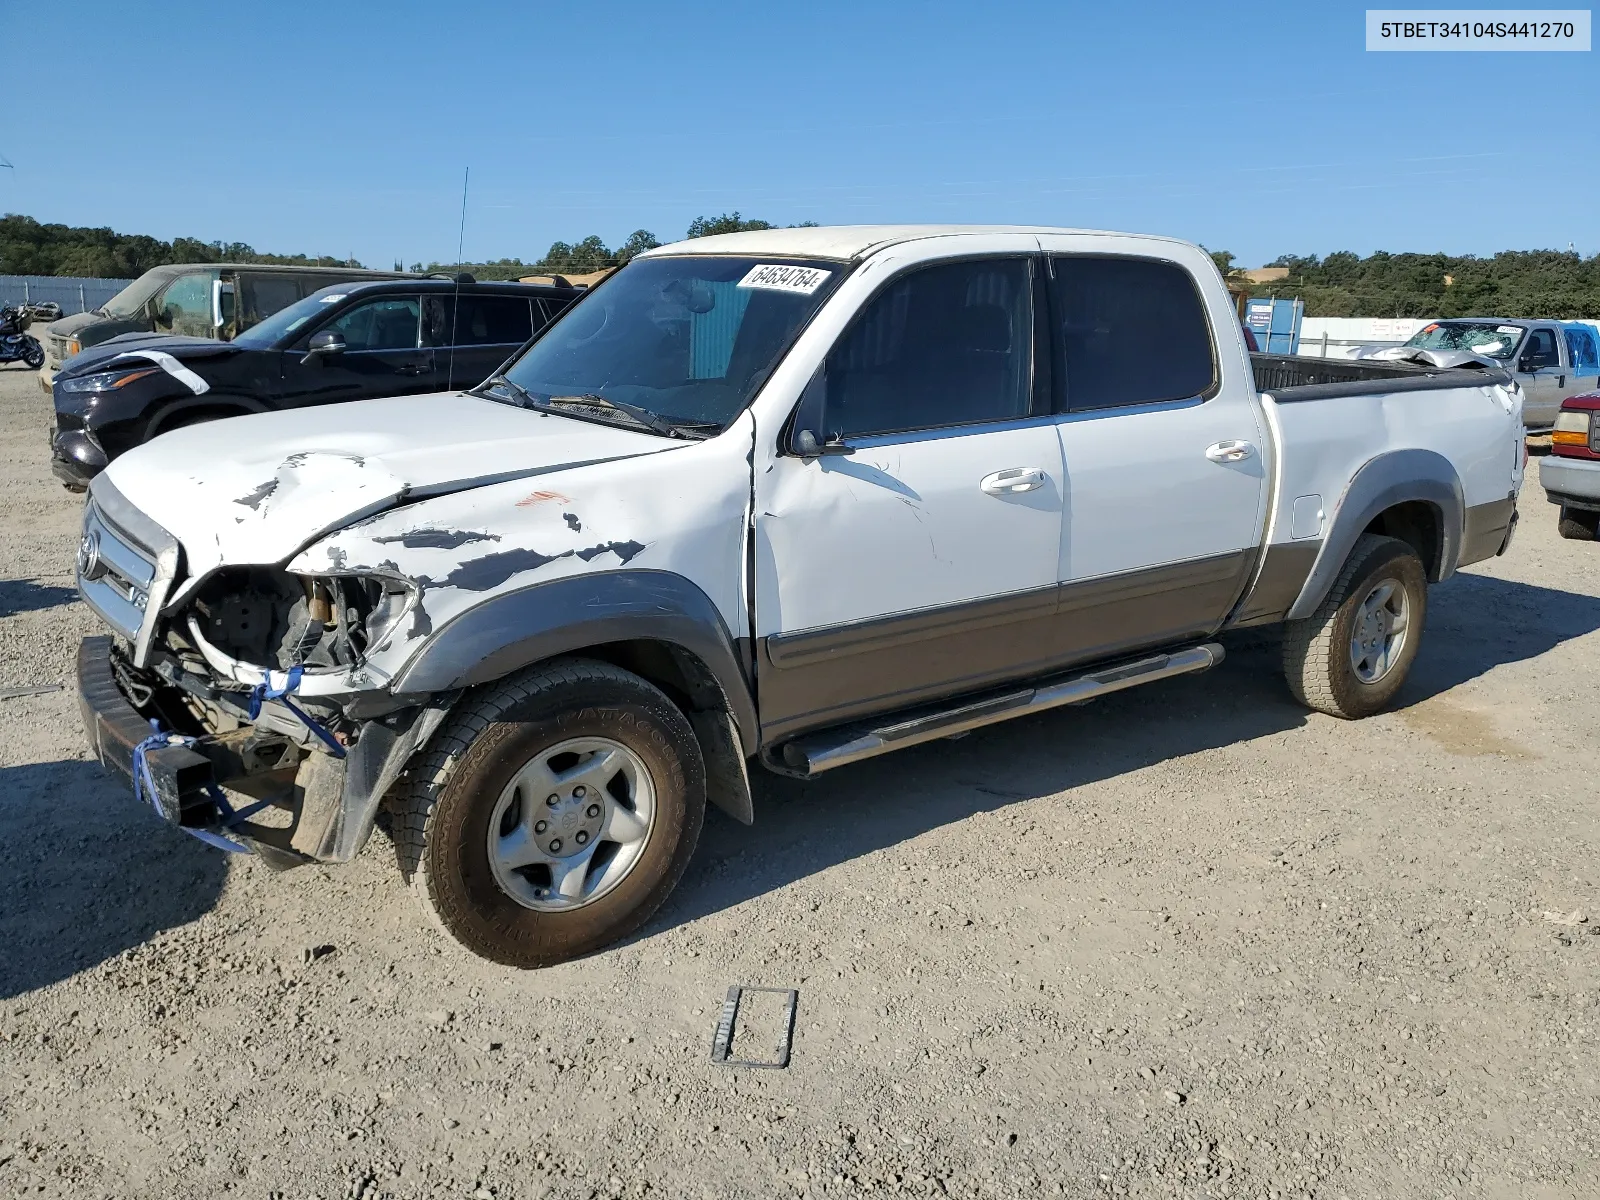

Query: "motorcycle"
left=0, top=305, right=45, bottom=369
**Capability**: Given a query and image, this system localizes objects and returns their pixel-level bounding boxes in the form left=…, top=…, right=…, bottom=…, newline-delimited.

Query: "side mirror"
left=787, top=365, right=852, bottom=457
left=301, top=329, right=347, bottom=366
left=792, top=428, right=854, bottom=458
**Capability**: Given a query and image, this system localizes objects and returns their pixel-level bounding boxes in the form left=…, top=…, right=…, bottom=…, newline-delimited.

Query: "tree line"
left=12, top=210, right=1592, bottom=319
left=409, top=213, right=815, bottom=279
left=0, top=214, right=362, bottom=277
left=1217, top=248, right=1600, bottom=320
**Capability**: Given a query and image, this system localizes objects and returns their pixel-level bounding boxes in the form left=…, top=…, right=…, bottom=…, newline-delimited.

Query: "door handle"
left=980, top=467, right=1046, bottom=495
left=1205, top=440, right=1255, bottom=464
left=395, top=362, right=429, bottom=376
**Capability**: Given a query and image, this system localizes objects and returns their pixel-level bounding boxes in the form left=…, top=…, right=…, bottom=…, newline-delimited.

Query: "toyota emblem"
left=78, top=530, right=107, bottom=581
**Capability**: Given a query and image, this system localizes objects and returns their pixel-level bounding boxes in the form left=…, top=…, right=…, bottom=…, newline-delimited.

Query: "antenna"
left=448, top=167, right=469, bottom=390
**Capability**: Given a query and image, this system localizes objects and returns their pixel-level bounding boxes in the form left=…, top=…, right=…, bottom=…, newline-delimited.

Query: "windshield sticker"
left=1423, top=323, right=1439, bottom=332
left=737, top=264, right=832, bottom=295
left=319, top=294, right=346, bottom=304
left=1470, top=340, right=1506, bottom=353
left=1497, top=325, right=1521, bottom=334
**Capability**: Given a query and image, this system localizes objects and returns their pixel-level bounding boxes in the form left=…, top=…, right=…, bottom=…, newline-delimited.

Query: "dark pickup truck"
left=50, top=276, right=578, bottom=488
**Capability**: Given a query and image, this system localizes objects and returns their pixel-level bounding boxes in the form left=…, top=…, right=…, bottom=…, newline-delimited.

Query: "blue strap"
left=132, top=719, right=255, bottom=854
left=247, top=665, right=347, bottom=758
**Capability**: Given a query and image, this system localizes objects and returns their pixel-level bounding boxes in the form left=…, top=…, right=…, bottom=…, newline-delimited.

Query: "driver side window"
left=154, top=271, right=219, bottom=338
left=822, top=257, right=1034, bottom=439
left=324, top=297, right=421, bottom=352
left=1526, top=328, right=1559, bottom=366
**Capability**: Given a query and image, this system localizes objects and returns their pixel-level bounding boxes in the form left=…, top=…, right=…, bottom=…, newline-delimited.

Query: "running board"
left=779, top=643, right=1225, bottom=777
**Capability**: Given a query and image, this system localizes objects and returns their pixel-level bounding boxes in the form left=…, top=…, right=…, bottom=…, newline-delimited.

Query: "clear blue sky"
left=5, top=0, right=1596, bottom=268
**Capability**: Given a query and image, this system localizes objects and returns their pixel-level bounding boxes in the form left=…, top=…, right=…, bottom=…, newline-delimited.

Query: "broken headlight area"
left=159, top=566, right=418, bottom=679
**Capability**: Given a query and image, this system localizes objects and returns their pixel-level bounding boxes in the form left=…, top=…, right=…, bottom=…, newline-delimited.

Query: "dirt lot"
left=2, top=362, right=1598, bottom=1200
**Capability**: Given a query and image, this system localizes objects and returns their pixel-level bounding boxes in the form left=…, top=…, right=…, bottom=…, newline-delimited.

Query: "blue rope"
left=247, top=665, right=347, bottom=759
left=131, top=719, right=266, bottom=854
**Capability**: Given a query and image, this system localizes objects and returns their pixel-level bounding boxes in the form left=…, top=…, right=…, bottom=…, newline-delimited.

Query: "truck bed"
left=1251, top=352, right=1510, bottom=401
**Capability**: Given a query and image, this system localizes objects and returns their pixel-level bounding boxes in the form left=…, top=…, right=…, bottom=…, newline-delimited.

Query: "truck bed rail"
left=1252, top=352, right=1511, bottom=402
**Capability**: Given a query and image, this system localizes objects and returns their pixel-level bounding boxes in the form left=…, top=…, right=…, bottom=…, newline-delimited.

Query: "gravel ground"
left=2, top=362, right=1599, bottom=1200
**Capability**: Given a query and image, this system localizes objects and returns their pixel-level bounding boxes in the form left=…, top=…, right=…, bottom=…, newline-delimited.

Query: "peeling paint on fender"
left=373, top=528, right=502, bottom=550
left=234, top=480, right=278, bottom=509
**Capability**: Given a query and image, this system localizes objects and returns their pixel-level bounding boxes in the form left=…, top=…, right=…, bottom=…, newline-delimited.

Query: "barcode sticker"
left=737, top=264, right=831, bottom=295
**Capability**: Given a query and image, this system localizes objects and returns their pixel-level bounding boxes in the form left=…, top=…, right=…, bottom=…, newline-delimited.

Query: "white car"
left=75, top=225, right=1525, bottom=965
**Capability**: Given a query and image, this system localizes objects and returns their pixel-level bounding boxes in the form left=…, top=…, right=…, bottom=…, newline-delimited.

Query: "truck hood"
left=96, top=391, right=679, bottom=589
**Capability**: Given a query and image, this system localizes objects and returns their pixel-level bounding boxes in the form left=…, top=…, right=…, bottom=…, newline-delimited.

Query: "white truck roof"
left=640, top=224, right=1191, bottom=262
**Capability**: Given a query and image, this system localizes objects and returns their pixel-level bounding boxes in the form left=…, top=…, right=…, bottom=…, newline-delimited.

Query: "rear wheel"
left=1558, top=506, right=1600, bottom=541
left=392, top=658, right=705, bottom=967
left=1282, top=534, right=1427, bottom=719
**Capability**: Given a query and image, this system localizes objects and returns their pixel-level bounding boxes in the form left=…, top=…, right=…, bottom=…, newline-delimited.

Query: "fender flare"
left=1285, top=448, right=1464, bottom=621
left=393, top=568, right=758, bottom=756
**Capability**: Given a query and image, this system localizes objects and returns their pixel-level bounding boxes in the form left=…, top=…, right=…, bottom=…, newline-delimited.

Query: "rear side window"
left=823, top=257, right=1034, bottom=438
left=452, top=295, right=535, bottom=346
left=241, top=275, right=304, bottom=327
left=1048, top=256, right=1215, bottom=412
left=1567, top=326, right=1600, bottom=376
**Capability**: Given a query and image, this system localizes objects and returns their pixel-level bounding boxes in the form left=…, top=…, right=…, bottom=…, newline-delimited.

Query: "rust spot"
left=516, top=489, right=572, bottom=508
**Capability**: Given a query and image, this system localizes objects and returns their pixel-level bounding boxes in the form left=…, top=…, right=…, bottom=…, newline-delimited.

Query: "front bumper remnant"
left=76, top=636, right=313, bottom=868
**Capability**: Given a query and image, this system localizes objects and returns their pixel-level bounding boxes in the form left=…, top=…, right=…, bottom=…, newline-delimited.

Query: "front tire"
left=1558, top=506, right=1600, bottom=541
left=20, top=337, right=43, bottom=370
left=1281, top=534, right=1427, bottom=720
left=392, top=658, right=705, bottom=967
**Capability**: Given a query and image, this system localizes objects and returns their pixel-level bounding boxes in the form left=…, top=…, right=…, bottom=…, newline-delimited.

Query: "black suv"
left=50, top=277, right=577, bottom=488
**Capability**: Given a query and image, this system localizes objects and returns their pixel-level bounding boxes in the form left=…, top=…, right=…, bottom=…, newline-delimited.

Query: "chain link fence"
left=0, top=274, right=132, bottom=315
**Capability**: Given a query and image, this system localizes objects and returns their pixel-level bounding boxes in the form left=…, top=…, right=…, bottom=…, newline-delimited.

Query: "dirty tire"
left=392, top=658, right=705, bottom=968
left=1281, top=533, right=1427, bottom=720
left=1557, top=506, right=1600, bottom=541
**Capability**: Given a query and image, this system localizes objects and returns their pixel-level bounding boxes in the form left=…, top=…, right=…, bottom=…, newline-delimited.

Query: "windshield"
left=1404, top=321, right=1525, bottom=360
left=232, top=287, right=347, bottom=348
left=98, top=269, right=179, bottom=319
left=496, top=255, right=845, bottom=429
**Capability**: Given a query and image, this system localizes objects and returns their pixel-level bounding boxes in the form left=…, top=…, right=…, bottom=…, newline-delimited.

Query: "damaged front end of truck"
left=77, top=475, right=459, bottom=869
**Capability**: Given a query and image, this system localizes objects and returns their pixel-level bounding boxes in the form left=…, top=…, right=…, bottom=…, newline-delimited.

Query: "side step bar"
left=780, top=642, right=1225, bottom=777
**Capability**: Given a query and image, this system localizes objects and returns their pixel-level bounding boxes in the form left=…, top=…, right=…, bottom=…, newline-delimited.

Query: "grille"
left=76, top=485, right=180, bottom=664
left=1590, top=419, right=1600, bottom=454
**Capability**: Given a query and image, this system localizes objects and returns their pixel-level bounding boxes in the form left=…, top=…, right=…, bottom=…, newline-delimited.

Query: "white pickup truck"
left=74, top=225, right=1524, bottom=966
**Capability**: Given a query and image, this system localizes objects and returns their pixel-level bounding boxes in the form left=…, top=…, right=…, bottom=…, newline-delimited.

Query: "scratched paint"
left=372, top=529, right=502, bottom=550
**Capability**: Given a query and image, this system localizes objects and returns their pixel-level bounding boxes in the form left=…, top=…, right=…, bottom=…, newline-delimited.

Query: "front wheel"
left=1558, top=506, right=1600, bottom=541
left=1281, top=534, right=1427, bottom=720
left=20, top=337, right=43, bottom=370
left=392, top=658, right=705, bottom=967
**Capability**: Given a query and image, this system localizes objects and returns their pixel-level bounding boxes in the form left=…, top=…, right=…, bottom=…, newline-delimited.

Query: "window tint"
left=536, top=297, right=570, bottom=326
left=452, top=295, right=535, bottom=346
left=326, top=297, right=420, bottom=351
left=1049, top=256, right=1214, bottom=411
left=241, top=275, right=303, bottom=328
left=1566, top=326, right=1599, bottom=374
left=823, top=258, right=1033, bottom=438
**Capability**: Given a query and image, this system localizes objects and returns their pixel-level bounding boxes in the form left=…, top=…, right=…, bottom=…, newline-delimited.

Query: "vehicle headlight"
left=59, top=367, right=161, bottom=394
left=1553, top=408, right=1592, bottom=448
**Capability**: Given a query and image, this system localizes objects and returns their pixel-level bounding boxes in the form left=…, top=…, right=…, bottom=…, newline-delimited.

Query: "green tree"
left=616, top=229, right=660, bottom=263
left=686, top=212, right=772, bottom=239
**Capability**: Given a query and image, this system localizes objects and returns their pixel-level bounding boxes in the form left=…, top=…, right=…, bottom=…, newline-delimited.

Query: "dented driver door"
left=752, top=252, right=1065, bottom=744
